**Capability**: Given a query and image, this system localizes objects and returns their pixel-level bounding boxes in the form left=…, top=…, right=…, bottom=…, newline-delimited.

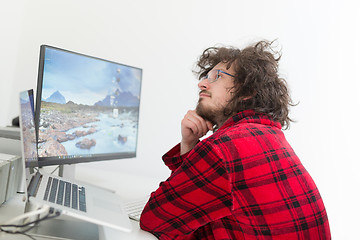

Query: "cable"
left=0, top=206, right=61, bottom=240
left=17, top=232, right=37, bottom=240
left=1, top=211, right=60, bottom=231
left=50, top=166, right=59, bottom=175
left=0, top=211, right=61, bottom=239
left=3, top=205, right=50, bottom=226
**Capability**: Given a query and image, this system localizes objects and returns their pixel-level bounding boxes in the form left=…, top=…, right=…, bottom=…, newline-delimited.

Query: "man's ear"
left=240, top=91, right=256, bottom=101
left=242, top=96, right=252, bottom=101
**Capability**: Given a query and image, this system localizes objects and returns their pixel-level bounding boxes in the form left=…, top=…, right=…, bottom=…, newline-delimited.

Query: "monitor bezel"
left=35, top=45, right=142, bottom=167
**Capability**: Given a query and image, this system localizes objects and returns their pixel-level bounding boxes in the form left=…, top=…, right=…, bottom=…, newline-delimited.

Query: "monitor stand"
left=58, top=164, right=76, bottom=179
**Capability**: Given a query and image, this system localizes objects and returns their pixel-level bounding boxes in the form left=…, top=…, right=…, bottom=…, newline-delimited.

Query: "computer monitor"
left=35, top=45, right=142, bottom=167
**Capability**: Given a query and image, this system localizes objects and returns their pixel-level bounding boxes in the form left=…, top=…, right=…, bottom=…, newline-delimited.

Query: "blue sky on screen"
left=42, top=48, right=141, bottom=105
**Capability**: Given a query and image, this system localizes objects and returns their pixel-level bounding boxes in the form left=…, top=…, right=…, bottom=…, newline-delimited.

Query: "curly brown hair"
left=194, top=40, right=295, bottom=129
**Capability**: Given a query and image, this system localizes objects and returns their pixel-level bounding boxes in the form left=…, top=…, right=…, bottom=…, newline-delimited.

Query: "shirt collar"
left=217, top=110, right=282, bottom=131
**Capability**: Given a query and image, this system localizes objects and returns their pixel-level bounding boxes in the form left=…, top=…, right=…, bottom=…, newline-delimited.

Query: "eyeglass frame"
left=201, top=69, right=235, bottom=83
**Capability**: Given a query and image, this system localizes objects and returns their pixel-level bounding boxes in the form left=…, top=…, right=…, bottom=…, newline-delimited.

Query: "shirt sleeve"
left=140, top=141, right=233, bottom=239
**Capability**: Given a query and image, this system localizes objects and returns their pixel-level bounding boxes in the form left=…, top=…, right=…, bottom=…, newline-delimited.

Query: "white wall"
left=1, top=0, right=359, bottom=238
left=0, top=1, right=27, bottom=126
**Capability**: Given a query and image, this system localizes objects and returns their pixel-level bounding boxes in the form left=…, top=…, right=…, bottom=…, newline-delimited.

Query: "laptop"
left=18, top=89, right=132, bottom=233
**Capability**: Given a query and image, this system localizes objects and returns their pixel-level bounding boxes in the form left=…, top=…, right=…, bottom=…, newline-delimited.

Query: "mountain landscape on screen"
left=45, top=90, right=66, bottom=104
left=95, top=90, right=139, bottom=107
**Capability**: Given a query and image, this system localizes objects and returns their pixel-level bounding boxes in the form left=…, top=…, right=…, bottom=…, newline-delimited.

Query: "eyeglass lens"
left=207, top=70, right=219, bottom=83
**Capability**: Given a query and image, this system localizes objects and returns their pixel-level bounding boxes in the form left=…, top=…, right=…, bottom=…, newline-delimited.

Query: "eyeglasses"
left=201, top=69, right=235, bottom=83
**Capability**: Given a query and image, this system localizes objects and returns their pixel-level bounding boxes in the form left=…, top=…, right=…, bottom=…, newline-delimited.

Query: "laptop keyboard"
left=44, top=177, right=87, bottom=212
left=123, top=196, right=149, bottom=221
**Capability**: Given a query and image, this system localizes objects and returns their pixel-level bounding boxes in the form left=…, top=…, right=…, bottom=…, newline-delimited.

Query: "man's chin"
left=196, top=103, right=215, bottom=125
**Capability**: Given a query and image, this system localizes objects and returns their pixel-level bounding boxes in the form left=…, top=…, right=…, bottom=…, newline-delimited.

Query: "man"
left=140, top=40, right=331, bottom=239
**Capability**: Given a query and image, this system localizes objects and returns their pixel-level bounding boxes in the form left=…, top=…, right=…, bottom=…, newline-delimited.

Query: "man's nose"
left=198, top=78, right=209, bottom=90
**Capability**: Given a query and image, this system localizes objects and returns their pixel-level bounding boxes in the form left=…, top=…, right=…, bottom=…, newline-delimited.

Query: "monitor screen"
left=35, top=45, right=142, bottom=167
left=19, top=89, right=38, bottom=168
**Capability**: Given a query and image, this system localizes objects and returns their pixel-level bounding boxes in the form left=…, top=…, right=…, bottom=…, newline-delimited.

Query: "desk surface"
left=0, top=167, right=160, bottom=240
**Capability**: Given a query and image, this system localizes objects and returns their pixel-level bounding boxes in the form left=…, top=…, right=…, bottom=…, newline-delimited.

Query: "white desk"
left=0, top=168, right=160, bottom=240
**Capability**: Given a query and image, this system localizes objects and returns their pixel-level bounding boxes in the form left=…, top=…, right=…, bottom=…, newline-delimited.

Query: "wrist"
left=180, top=140, right=198, bottom=155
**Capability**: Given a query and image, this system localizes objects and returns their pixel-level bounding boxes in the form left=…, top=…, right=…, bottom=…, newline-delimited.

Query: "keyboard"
left=123, top=196, right=149, bottom=221
left=43, top=176, right=87, bottom=212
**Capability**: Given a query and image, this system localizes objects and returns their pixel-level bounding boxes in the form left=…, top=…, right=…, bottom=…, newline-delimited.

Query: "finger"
left=187, top=111, right=212, bottom=135
left=184, top=114, right=201, bottom=136
left=187, top=111, right=209, bottom=137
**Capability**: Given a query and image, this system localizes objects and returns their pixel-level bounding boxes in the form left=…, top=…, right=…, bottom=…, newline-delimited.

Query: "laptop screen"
left=19, top=90, right=38, bottom=168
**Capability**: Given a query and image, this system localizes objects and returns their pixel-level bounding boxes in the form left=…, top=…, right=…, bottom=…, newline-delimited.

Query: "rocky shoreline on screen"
left=37, top=110, right=99, bottom=157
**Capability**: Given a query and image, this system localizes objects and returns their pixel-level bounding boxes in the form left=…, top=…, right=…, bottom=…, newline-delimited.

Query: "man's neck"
left=216, top=110, right=237, bottom=128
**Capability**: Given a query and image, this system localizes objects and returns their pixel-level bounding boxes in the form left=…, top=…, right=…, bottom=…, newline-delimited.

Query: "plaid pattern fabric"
left=140, top=110, right=331, bottom=239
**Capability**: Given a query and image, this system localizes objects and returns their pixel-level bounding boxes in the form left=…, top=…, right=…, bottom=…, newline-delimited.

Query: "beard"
left=196, top=99, right=228, bottom=128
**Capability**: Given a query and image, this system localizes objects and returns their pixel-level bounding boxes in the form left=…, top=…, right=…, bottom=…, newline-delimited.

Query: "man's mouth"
left=199, top=90, right=211, bottom=98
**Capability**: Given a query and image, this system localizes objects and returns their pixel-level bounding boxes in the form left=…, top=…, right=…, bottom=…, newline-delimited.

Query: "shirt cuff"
left=162, top=143, right=190, bottom=172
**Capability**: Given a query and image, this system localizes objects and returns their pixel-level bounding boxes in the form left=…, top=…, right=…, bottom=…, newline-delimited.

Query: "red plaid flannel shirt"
left=140, top=110, right=331, bottom=239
